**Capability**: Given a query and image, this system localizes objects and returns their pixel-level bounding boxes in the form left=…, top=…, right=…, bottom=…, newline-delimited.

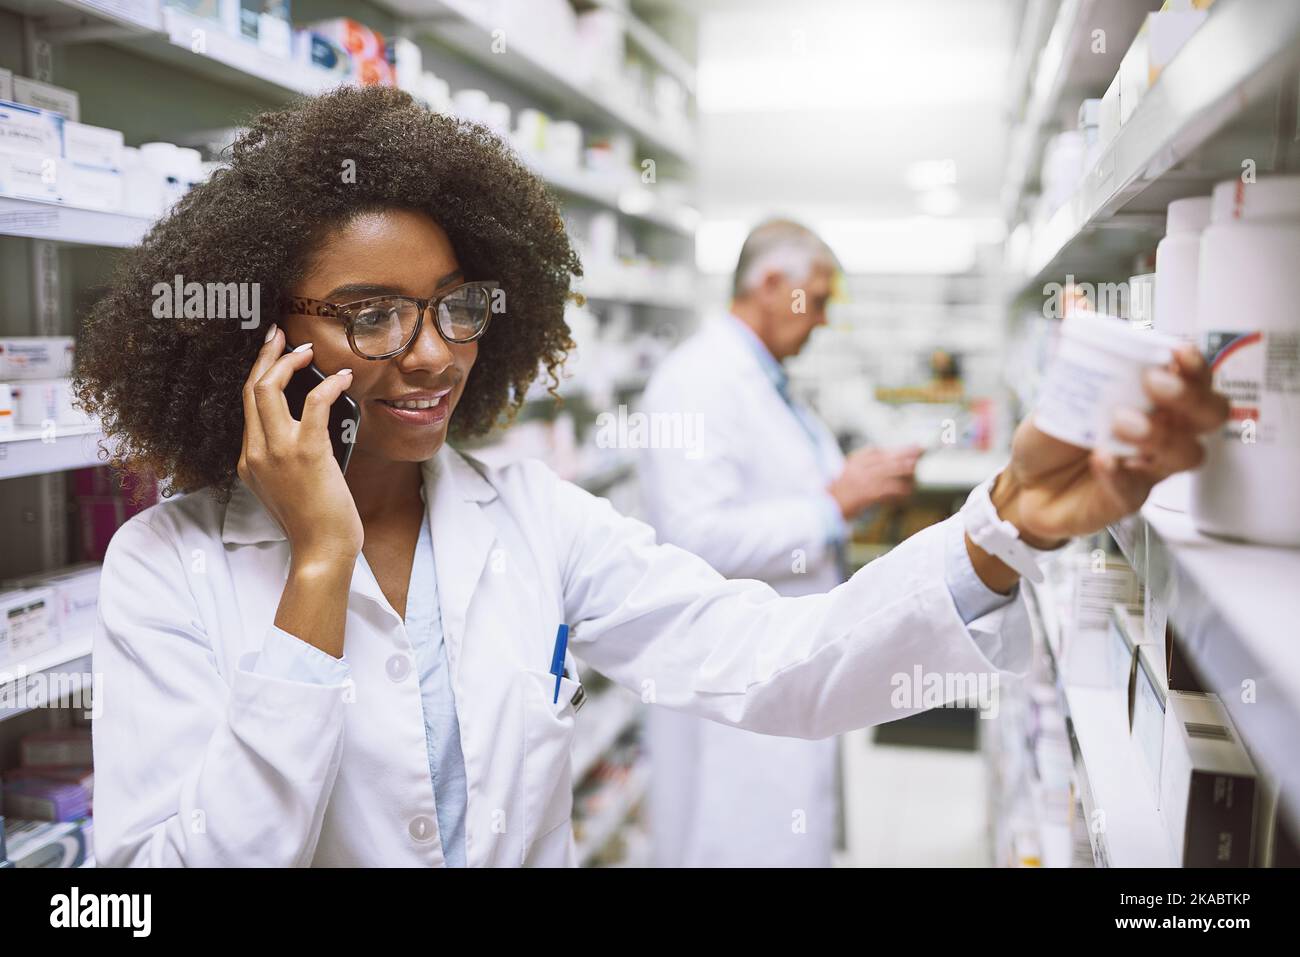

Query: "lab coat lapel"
left=423, top=447, right=497, bottom=670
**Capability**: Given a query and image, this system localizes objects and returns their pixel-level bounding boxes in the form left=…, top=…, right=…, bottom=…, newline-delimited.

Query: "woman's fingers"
left=1111, top=407, right=1206, bottom=481
left=241, top=323, right=283, bottom=451
left=1142, top=350, right=1230, bottom=433
left=252, top=341, right=315, bottom=445
left=300, top=368, right=355, bottom=437
left=1173, top=342, right=1213, bottom=387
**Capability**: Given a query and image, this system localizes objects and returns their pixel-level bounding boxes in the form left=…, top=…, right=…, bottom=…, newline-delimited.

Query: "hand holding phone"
left=283, top=352, right=362, bottom=475
left=238, top=328, right=365, bottom=568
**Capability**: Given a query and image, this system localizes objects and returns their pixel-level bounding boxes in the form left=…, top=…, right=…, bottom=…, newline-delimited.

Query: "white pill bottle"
left=1154, top=196, right=1213, bottom=344
left=1149, top=196, right=1212, bottom=511
left=1191, top=176, right=1300, bottom=545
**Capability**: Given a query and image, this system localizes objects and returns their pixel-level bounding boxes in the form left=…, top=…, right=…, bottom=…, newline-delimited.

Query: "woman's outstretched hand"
left=969, top=344, right=1230, bottom=593
left=998, top=344, right=1230, bottom=546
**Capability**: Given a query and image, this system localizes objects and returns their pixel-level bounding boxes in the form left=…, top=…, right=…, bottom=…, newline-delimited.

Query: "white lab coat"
left=92, top=443, right=1029, bottom=868
left=638, top=316, right=848, bottom=866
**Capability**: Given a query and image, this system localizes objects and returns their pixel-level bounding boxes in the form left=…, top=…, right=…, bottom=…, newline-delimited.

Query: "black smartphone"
left=283, top=358, right=361, bottom=475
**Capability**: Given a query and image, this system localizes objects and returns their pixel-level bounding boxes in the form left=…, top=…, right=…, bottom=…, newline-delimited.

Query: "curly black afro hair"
left=74, top=85, right=580, bottom=500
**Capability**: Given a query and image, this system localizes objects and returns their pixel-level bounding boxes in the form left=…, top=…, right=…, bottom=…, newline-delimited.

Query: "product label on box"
left=63, top=122, right=124, bottom=171
left=0, top=100, right=64, bottom=157
left=12, top=77, right=78, bottom=123
left=0, top=338, right=75, bottom=379
left=1205, top=330, right=1300, bottom=446
left=4, top=594, right=50, bottom=658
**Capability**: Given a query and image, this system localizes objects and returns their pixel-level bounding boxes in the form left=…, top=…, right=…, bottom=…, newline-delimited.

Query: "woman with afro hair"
left=77, top=85, right=1227, bottom=867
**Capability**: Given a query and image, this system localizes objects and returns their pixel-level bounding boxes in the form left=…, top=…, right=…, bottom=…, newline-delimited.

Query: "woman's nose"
left=397, top=304, right=455, bottom=375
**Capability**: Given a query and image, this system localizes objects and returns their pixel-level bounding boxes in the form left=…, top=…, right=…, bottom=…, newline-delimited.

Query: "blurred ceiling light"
left=698, top=216, right=1006, bottom=276
left=697, top=52, right=1005, bottom=111
left=697, top=2, right=1013, bottom=112
left=917, top=186, right=961, bottom=216
left=904, top=159, right=957, bottom=191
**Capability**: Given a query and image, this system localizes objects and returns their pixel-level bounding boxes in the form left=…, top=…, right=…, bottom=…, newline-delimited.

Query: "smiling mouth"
left=377, top=387, right=453, bottom=411
left=380, top=395, right=447, bottom=410
left=374, top=388, right=454, bottom=427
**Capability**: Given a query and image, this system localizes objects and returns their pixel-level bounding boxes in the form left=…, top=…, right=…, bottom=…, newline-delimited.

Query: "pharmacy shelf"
left=600, top=1, right=696, bottom=96
left=1108, top=499, right=1300, bottom=828
left=570, top=687, right=639, bottom=785
left=114, top=7, right=345, bottom=101
left=0, top=423, right=105, bottom=480
left=579, top=277, right=695, bottom=310
left=0, top=178, right=685, bottom=253
left=0, top=631, right=95, bottom=722
left=1001, top=0, right=1157, bottom=223
left=0, top=186, right=681, bottom=258
left=13, top=1, right=342, bottom=100
left=0, top=196, right=151, bottom=247
left=1062, top=687, right=1173, bottom=867
left=377, top=0, right=695, bottom=163
left=532, top=158, right=697, bottom=235
left=0, top=0, right=158, bottom=33
left=574, top=759, right=649, bottom=866
left=1013, top=0, right=1300, bottom=294
left=1024, top=581, right=1173, bottom=867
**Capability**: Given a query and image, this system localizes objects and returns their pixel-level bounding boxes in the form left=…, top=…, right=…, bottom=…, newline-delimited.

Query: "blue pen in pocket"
left=549, top=624, right=570, bottom=704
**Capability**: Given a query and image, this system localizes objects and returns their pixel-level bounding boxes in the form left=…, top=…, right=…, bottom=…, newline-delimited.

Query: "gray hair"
left=732, top=219, right=840, bottom=299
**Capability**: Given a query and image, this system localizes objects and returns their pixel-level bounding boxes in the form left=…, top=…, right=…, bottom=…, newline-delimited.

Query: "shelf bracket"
left=22, top=17, right=55, bottom=83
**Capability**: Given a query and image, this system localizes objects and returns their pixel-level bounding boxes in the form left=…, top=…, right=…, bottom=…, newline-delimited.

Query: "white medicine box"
left=1160, top=691, right=1258, bottom=867
left=63, top=122, right=124, bottom=171
left=3, top=563, right=102, bottom=643
left=12, top=75, right=79, bottom=122
left=0, top=586, right=57, bottom=668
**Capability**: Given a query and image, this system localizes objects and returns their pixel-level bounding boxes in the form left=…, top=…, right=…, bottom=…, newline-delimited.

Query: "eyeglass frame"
left=285, top=280, right=501, bottom=360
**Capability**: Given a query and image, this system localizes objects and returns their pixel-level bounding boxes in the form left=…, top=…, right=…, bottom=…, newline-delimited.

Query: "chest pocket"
left=519, top=667, right=582, bottom=859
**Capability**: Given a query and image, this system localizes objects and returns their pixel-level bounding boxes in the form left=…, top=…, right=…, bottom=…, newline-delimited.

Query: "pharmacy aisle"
left=0, top=0, right=1295, bottom=898
left=993, top=0, right=1300, bottom=869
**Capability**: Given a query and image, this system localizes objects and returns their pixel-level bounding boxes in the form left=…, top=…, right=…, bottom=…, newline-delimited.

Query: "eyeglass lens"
left=348, top=285, right=491, bottom=355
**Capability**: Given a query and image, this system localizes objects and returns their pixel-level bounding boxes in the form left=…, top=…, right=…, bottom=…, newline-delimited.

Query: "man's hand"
left=828, top=445, right=923, bottom=520
left=968, top=344, right=1230, bottom=592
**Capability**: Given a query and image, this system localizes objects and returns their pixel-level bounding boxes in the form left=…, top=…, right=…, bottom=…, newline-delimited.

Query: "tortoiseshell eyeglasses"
left=286, top=280, right=501, bottom=360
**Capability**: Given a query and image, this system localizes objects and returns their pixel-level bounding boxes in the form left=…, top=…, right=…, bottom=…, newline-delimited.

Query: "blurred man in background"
left=638, top=219, right=922, bottom=867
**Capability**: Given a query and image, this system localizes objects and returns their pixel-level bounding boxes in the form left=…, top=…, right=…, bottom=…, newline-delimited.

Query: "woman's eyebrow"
left=323, top=282, right=403, bottom=300
left=324, top=271, right=463, bottom=301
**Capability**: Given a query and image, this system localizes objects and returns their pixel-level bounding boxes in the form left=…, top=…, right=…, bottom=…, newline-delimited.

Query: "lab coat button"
left=386, top=653, right=412, bottom=682
left=408, top=815, right=436, bottom=842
